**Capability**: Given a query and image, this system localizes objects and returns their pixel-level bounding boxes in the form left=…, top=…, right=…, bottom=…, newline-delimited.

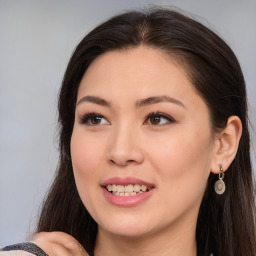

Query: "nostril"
left=109, top=158, right=131, bottom=167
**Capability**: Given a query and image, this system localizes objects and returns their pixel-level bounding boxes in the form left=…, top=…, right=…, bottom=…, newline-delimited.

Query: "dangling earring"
left=214, top=165, right=225, bottom=195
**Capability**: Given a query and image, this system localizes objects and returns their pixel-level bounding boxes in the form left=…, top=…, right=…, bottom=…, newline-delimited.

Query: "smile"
left=101, top=177, right=155, bottom=206
left=105, top=184, right=152, bottom=196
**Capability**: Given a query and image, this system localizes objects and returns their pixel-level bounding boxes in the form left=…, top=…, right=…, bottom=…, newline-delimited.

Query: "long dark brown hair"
left=36, top=8, right=256, bottom=256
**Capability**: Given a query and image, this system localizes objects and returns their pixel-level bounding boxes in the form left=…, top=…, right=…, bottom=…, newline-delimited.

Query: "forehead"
left=78, top=46, right=196, bottom=99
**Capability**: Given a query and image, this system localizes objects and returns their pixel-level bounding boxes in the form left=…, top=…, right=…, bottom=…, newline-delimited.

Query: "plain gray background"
left=0, top=0, right=255, bottom=246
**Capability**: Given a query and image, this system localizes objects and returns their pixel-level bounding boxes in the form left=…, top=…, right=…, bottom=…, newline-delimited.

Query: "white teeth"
left=141, top=185, right=147, bottom=192
left=105, top=184, right=152, bottom=196
left=117, top=185, right=125, bottom=193
left=112, top=184, right=117, bottom=192
left=108, top=184, right=117, bottom=192
left=125, top=184, right=133, bottom=193
left=134, top=184, right=140, bottom=192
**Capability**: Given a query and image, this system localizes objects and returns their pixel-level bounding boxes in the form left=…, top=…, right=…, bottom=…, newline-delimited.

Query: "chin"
left=105, top=226, right=153, bottom=238
left=97, top=215, right=155, bottom=238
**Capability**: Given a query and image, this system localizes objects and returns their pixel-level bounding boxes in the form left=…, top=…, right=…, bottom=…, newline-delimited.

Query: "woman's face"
left=71, top=46, right=216, bottom=239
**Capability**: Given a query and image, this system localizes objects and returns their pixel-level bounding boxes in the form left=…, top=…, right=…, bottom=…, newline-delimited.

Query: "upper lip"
left=101, top=176, right=155, bottom=188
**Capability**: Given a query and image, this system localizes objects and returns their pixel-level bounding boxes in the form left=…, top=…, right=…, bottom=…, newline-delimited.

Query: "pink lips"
left=101, top=176, right=155, bottom=207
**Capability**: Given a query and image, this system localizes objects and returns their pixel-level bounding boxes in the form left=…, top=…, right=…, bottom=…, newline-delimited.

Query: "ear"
left=210, top=116, right=242, bottom=174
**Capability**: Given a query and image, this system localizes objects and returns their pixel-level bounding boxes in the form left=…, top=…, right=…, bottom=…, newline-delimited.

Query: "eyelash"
left=144, top=112, right=175, bottom=126
left=79, top=112, right=175, bottom=126
left=79, top=113, right=108, bottom=125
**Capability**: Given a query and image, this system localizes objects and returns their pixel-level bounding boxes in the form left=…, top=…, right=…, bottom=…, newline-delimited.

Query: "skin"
left=71, top=46, right=214, bottom=256
left=32, top=46, right=242, bottom=256
left=32, top=232, right=88, bottom=256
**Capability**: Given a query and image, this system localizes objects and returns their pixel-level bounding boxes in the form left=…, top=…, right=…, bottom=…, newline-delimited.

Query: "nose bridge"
left=108, top=120, right=144, bottom=166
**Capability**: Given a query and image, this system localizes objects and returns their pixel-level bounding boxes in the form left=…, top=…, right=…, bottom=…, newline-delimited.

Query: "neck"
left=94, top=214, right=197, bottom=256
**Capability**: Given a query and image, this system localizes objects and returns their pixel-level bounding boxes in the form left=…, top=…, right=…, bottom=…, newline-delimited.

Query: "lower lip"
left=102, top=187, right=154, bottom=207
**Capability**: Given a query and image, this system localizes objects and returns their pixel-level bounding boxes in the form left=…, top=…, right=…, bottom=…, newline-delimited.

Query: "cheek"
left=71, top=125, right=108, bottom=174
left=148, top=125, right=213, bottom=199
left=71, top=135, right=98, bottom=175
left=70, top=130, right=105, bottom=207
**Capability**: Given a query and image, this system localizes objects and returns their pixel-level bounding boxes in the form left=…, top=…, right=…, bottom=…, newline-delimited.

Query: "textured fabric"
left=1, top=243, right=48, bottom=256
left=0, top=251, right=34, bottom=255
left=1, top=243, right=214, bottom=256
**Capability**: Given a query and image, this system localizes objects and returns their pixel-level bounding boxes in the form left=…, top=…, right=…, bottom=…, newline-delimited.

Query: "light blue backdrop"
left=0, top=0, right=255, bottom=245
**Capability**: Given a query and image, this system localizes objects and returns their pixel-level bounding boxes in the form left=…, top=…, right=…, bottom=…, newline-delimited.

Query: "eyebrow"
left=135, top=96, right=185, bottom=108
left=77, top=95, right=111, bottom=106
left=77, top=95, right=185, bottom=108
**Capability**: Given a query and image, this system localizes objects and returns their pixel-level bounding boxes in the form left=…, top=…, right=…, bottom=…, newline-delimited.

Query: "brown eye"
left=145, top=112, right=175, bottom=126
left=90, top=116, right=102, bottom=124
left=149, top=116, right=161, bottom=125
left=79, top=113, right=109, bottom=125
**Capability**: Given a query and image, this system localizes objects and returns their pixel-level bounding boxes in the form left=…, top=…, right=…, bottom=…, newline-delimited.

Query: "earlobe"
left=211, top=116, right=242, bottom=174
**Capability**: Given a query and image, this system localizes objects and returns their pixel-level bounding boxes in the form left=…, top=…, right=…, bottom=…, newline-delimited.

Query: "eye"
left=144, top=112, right=175, bottom=126
left=79, top=113, right=109, bottom=125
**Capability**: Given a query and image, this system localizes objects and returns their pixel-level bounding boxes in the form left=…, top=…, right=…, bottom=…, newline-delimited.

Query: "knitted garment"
left=0, top=251, right=34, bottom=256
left=1, top=243, right=48, bottom=256
left=1, top=243, right=214, bottom=256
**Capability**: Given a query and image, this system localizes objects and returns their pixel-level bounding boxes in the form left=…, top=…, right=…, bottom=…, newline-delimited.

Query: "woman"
left=1, top=7, right=255, bottom=256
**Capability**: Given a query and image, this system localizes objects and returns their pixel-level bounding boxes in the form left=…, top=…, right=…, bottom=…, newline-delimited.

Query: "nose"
left=107, top=124, right=144, bottom=167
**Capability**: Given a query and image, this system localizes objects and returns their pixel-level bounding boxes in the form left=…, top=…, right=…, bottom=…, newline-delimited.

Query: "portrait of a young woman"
left=1, top=4, right=255, bottom=256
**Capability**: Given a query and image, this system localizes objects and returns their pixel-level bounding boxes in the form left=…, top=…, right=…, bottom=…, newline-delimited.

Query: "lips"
left=101, top=177, right=155, bottom=206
